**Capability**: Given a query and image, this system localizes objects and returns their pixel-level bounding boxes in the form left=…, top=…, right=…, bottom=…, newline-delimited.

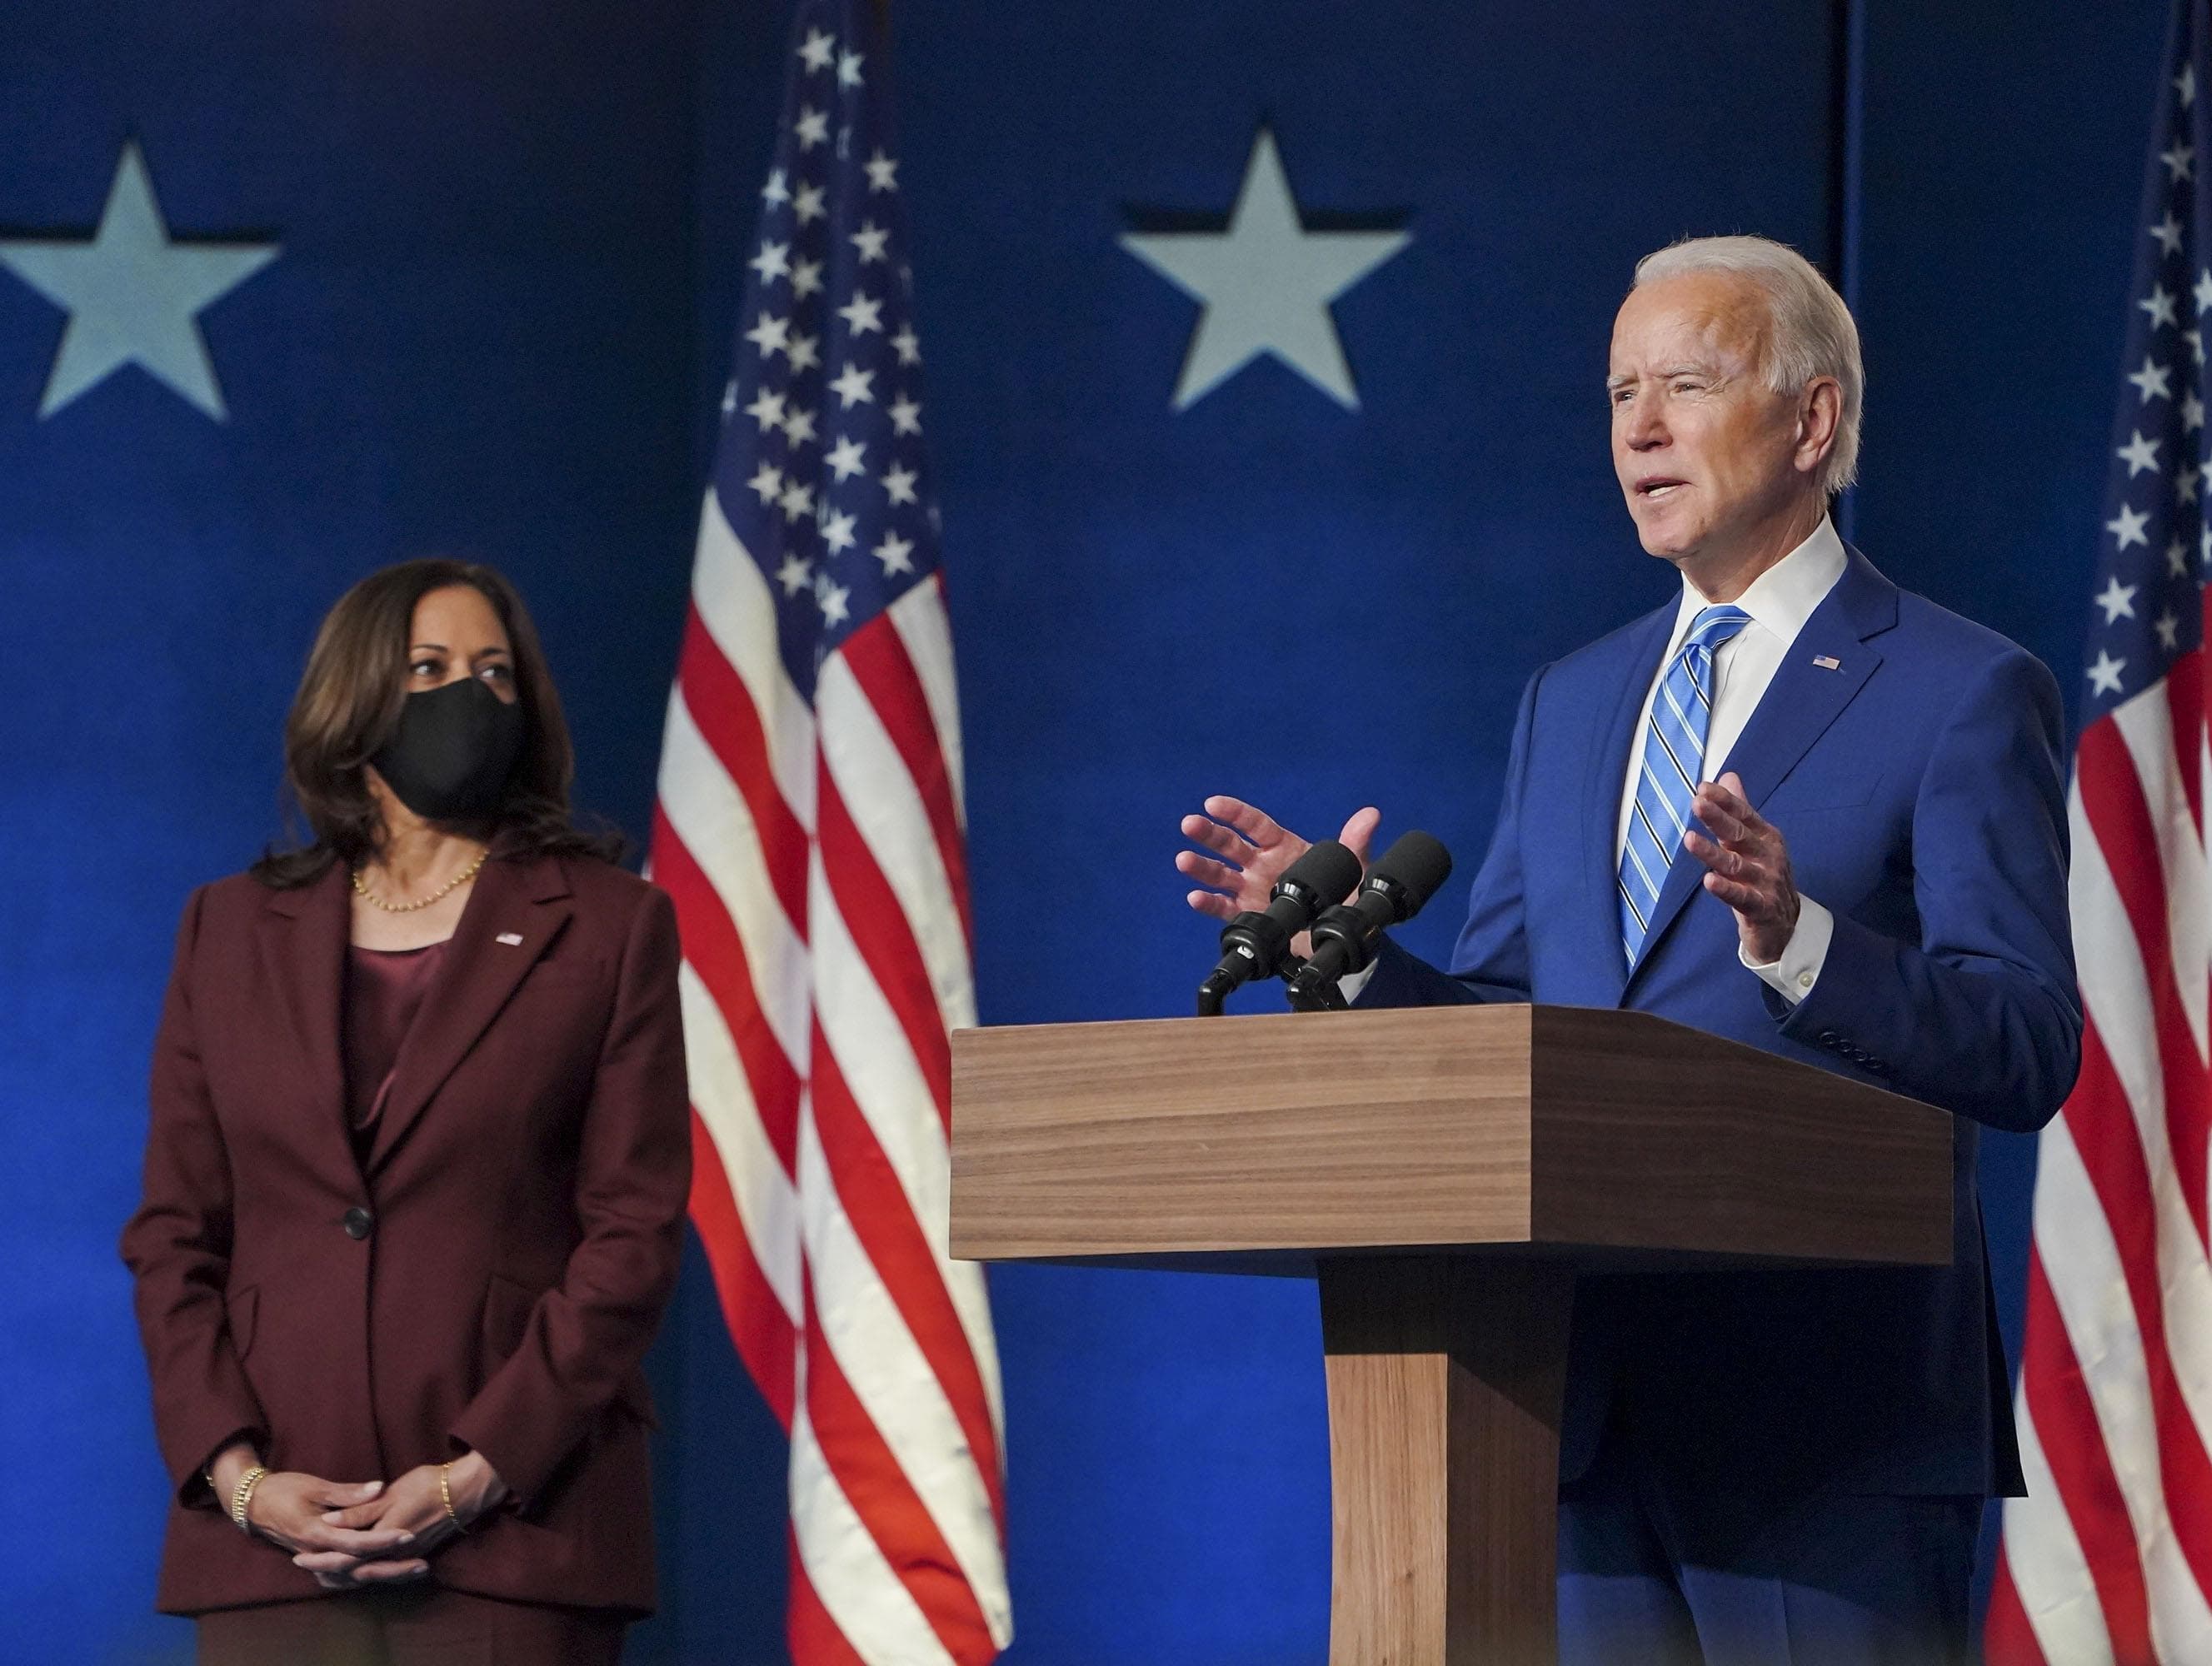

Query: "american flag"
left=647, top=1, right=1011, bottom=1659
left=1986, top=5, right=2212, bottom=1661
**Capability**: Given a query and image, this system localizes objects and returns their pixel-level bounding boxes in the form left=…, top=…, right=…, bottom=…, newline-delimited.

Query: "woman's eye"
left=480, top=663, right=512, bottom=682
left=410, top=658, right=442, bottom=678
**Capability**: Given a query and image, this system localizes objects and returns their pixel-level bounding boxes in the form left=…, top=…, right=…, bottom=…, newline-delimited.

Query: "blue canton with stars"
left=712, top=0, right=939, bottom=700
left=2090, top=14, right=2212, bottom=720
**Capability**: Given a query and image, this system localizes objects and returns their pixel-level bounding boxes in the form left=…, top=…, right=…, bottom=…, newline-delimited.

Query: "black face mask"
left=368, top=676, right=526, bottom=822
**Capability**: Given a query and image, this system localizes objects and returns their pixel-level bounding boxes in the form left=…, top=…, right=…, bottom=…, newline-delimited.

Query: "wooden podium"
left=949, top=1004, right=1954, bottom=1666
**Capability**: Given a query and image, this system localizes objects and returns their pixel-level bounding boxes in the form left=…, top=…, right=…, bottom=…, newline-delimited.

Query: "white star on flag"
left=2096, top=576, right=2140, bottom=622
left=2130, top=356, right=2175, bottom=401
left=851, top=222, right=890, bottom=263
left=2119, top=431, right=2164, bottom=475
left=874, top=531, right=915, bottom=575
left=794, top=183, right=826, bottom=224
left=888, top=394, right=921, bottom=435
left=2143, top=286, right=2180, bottom=328
left=865, top=150, right=900, bottom=192
left=838, top=293, right=884, bottom=335
left=796, top=27, right=836, bottom=72
left=2087, top=649, right=2127, bottom=695
left=745, top=387, right=786, bottom=431
left=2154, top=210, right=2186, bottom=256
left=748, top=462, right=783, bottom=503
left=826, top=435, right=868, bottom=480
left=745, top=312, right=791, bottom=357
left=1121, top=125, right=1410, bottom=411
left=786, top=332, right=821, bottom=373
left=838, top=49, right=864, bottom=87
left=829, top=362, right=876, bottom=407
left=796, top=107, right=830, bottom=149
left=750, top=240, right=791, bottom=283
left=2108, top=503, right=2152, bottom=548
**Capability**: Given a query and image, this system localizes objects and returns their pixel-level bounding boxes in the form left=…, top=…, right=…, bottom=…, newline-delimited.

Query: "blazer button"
left=1818, top=1030, right=1840, bottom=1046
left=342, top=1207, right=374, bottom=1240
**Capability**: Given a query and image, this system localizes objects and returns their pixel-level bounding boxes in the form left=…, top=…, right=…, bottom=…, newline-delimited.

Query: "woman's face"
left=405, top=584, right=518, bottom=706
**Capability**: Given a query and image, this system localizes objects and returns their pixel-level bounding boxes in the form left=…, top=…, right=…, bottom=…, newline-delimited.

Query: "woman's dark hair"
left=252, top=559, right=626, bottom=887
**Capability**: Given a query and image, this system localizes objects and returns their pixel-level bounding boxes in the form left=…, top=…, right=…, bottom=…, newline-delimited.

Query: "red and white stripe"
left=652, top=491, right=1011, bottom=1662
left=1989, top=621, right=2212, bottom=1665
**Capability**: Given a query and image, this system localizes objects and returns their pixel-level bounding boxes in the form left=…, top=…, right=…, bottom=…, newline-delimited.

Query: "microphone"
left=1196, top=839, right=1363, bottom=1015
left=1285, top=831, right=1455, bottom=1006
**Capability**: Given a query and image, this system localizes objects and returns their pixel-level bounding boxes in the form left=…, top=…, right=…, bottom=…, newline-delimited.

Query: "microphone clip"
left=1282, top=955, right=1350, bottom=1013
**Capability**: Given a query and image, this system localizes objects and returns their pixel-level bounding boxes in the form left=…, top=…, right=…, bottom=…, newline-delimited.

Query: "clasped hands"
left=209, top=1440, right=509, bottom=1589
left=1177, top=771, right=1798, bottom=966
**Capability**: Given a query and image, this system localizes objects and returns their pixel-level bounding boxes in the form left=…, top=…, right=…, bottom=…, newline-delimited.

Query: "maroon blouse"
left=341, top=940, right=449, bottom=1157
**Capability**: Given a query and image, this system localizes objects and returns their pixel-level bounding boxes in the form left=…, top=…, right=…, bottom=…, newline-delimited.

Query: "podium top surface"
left=949, top=1004, right=1952, bottom=1274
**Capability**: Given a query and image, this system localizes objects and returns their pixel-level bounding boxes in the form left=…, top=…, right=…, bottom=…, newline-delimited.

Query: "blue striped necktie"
left=1618, top=604, right=1753, bottom=967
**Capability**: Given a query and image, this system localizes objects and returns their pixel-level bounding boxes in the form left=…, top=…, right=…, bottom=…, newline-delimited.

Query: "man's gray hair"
left=1634, top=235, right=1864, bottom=496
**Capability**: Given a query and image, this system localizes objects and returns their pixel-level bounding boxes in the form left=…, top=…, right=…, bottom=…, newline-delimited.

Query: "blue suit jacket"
left=1359, top=546, right=2081, bottom=1500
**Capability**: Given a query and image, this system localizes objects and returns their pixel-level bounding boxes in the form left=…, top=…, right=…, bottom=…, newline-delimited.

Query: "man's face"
left=1608, top=272, right=1810, bottom=567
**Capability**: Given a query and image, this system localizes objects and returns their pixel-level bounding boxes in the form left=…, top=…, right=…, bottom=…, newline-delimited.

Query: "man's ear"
left=1795, top=377, right=1843, bottom=474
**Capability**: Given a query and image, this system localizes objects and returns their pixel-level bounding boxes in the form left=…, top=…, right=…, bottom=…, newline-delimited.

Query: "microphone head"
left=1274, top=839, right=1362, bottom=919
left=1361, top=830, right=1454, bottom=922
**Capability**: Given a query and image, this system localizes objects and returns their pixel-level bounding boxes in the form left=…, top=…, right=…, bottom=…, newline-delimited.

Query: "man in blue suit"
left=1178, top=235, right=2080, bottom=1664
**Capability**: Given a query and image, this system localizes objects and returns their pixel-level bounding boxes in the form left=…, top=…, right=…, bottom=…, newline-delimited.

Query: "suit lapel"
left=1584, top=604, right=1680, bottom=1003
left=1625, top=547, right=1897, bottom=990
left=366, top=855, right=575, bottom=1174
left=257, top=865, right=359, bottom=1189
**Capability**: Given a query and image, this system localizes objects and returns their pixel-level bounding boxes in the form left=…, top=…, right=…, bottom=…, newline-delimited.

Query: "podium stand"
left=949, top=1005, right=1953, bottom=1666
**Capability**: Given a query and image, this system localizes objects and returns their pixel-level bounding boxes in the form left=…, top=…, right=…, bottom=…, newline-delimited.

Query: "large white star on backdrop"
left=1121, top=127, right=1410, bottom=411
left=0, top=143, right=278, bottom=420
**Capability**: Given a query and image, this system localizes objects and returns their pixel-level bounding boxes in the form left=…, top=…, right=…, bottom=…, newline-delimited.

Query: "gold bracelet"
left=230, top=1465, right=267, bottom=1535
left=439, top=1461, right=466, bottom=1533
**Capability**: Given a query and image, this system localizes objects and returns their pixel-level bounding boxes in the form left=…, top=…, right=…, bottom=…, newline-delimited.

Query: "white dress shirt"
left=1342, top=517, right=1845, bottom=1004
left=1615, top=516, right=1846, bottom=1002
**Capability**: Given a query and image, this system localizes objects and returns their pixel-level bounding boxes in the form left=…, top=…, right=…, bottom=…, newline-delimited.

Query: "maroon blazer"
left=120, top=852, right=691, bottom=1617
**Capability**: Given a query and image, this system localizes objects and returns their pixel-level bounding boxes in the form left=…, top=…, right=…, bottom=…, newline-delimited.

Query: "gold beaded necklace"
left=351, top=847, right=490, bottom=913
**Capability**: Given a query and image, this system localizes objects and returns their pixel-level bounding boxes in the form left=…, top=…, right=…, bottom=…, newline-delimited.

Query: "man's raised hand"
left=1177, top=796, right=1381, bottom=922
left=1684, top=771, right=1800, bottom=964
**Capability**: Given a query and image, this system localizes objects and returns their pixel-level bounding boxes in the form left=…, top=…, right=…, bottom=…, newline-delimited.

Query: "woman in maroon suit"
left=122, top=560, right=691, bottom=1663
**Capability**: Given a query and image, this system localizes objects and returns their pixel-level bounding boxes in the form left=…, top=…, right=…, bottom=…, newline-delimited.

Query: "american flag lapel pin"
left=496, top=932, right=524, bottom=946
left=1812, top=655, right=1841, bottom=671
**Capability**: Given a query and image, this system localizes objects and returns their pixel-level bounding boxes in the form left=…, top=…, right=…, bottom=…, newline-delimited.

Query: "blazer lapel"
left=1625, top=547, right=1898, bottom=989
left=1585, top=603, right=1680, bottom=1001
left=366, top=855, right=575, bottom=1173
left=257, top=865, right=362, bottom=1190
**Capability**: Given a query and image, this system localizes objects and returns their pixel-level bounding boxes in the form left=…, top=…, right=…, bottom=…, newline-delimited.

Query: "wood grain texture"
left=1527, top=1005, right=1953, bottom=1264
left=1322, top=1257, right=1570, bottom=1666
left=950, top=1005, right=1950, bottom=1268
left=951, top=1006, right=1537, bottom=1258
